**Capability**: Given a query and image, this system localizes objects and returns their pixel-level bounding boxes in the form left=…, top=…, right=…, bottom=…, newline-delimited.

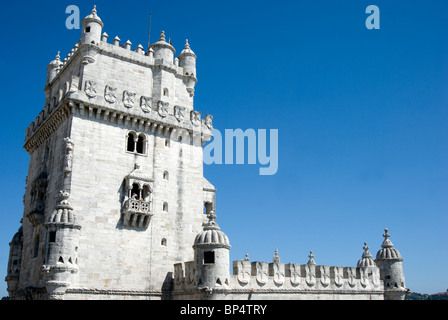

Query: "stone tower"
left=375, top=229, right=407, bottom=300
left=193, top=211, right=231, bottom=297
left=7, top=6, right=215, bottom=300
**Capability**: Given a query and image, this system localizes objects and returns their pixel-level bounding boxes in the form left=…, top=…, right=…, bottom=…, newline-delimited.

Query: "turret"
left=375, top=228, right=408, bottom=300
left=151, top=31, right=176, bottom=62
left=178, top=40, right=198, bottom=97
left=5, top=226, right=23, bottom=299
left=42, top=190, right=81, bottom=300
left=46, top=52, right=62, bottom=85
left=193, top=211, right=231, bottom=292
left=81, top=5, right=103, bottom=45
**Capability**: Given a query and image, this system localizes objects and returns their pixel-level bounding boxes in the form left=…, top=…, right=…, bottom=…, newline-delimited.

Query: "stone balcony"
left=122, top=199, right=153, bottom=228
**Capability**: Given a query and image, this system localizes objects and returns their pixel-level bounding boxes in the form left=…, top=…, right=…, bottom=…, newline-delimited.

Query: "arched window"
left=127, top=132, right=136, bottom=152
left=126, top=132, right=147, bottom=155
left=136, top=134, right=145, bottom=154
left=163, top=202, right=168, bottom=212
left=163, top=88, right=169, bottom=97
left=163, top=171, right=169, bottom=180
left=161, top=238, right=167, bottom=246
left=131, top=183, right=140, bottom=200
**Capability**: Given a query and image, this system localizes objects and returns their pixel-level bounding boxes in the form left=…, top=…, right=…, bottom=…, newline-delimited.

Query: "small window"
left=127, top=132, right=136, bottom=152
left=136, top=135, right=145, bottom=154
left=163, top=171, right=169, bottom=180
left=33, top=235, right=40, bottom=258
left=163, top=88, right=169, bottom=97
left=204, top=251, right=215, bottom=264
left=49, top=231, right=57, bottom=243
left=163, top=202, right=168, bottom=212
left=86, top=27, right=91, bottom=33
left=161, top=238, right=167, bottom=246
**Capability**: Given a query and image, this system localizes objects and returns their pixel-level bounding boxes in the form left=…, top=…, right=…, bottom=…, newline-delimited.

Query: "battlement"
left=173, top=254, right=384, bottom=298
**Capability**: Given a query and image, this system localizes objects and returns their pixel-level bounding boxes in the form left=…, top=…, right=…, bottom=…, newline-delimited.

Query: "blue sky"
left=0, top=0, right=447, bottom=297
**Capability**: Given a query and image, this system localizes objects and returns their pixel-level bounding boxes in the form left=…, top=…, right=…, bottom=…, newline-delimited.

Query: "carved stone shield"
left=236, top=260, right=251, bottom=284
left=190, top=110, right=201, bottom=126
left=333, top=266, right=343, bottom=287
left=123, top=91, right=136, bottom=108
left=320, top=265, right=331, bottom=287
left=104, top=85, right=117, bottom=103
left=205, top=114, right=213, bottom=129
left=255, top=261, right=268, bottom=285
left=272, top=262, right=285, bottom=285
left=305, top=264, right=316, bottom=286
left=288, top=264, right=302, bottom=286
left=140, top=96, right=152, bottom=113
left=347, top=267, right=357, bottom=287
left=158, top=101, right=169, bottom=117
left=84, top=80, right=97, bottom=98
left=174, top=105, right=186, bottom=122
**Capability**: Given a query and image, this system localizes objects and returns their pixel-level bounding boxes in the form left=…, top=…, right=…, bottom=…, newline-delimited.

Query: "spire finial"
left=92, top=5, right=97, bottom=14
left=383, top=228, right=390, bottom=239
left=307, top=250, right=316, bottom=265
left=159, top=31, right=166, bottom=42
left=185, top=39, right=190, bottom=49
left=56, top=51, right=60, bottom=60
left=245, top=254, right=249, bottom=261
left=203, top=210, right=220, bottom=231
left=273, top=248, right=280, bottom=263
left=362, top=242, right=373, bottom=259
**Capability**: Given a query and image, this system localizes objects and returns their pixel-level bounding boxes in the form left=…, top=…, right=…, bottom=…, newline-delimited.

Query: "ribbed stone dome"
left=357, top=242, right=376, bottom=268
left=376, top=229, right=402, bottom=260
left=193, top=211, right=231, bottom=249
left=46, top=191, right=80, bottom=228
left=83, top=5, right=103, bottom=26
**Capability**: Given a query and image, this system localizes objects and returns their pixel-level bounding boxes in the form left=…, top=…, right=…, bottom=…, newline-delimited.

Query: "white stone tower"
left=375, top=229, right=407, bottom=300
left=193, top=211, right=231, bottom=295
left=7, top=6, right=215, bottom=300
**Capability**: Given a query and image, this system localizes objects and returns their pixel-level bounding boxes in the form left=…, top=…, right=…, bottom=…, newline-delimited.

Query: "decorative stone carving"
left=235, top=260, right=251, bottom=284
left=347, top=267, right=357, bottom=287
left=185, top=261, right=195, bottom=284
left=84, top=80, right=97, bottom=98
left=320, top=265, right=331, bottom=287
left=360, top=268, right=369, bottom=287
left=174, top=105, right=186, bottom=122
left=254, top=261, right=268, bottom=285
left=205, top=114, right=213, bottom=129
left=272, top=262, right=285, bottom=285
left=140, top=96, right=152, bottom=113
left=288, top=263, right=302, bottom=286
left=333, top=266, right=344, bottom=287
left=104, top=85, right=117, bottom=103
left=63, top=138, right=74, bottom=173
left=158, top=101, right=169, bottom=118
left=123, top=91, right=136, bottom=108
left=190, top=110, right=201, bottom=126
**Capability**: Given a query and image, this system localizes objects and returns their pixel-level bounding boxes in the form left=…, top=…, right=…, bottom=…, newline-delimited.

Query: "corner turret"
left=81, top=5, right=103, bottom=45
left=178, top=39, right=198, bottom=97
left=151, top=31, right=176, bottom=62
left=193, top=211, right=231, bottom=294
left=42, top=190, right=81, bottom=300
left=46, top=52, right=62, bottom=85
left=375, top=228, right=408, bottom=300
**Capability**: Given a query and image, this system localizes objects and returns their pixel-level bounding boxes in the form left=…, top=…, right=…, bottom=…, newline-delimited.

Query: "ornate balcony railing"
left=122, top=199, right=153, bottom=228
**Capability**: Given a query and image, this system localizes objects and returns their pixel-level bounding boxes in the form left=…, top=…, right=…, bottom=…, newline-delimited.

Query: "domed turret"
left=193, top=211, right=231, bottom=292
left=81, top=5, right=103, bottom=45
left=151, top=31, right=176, bottom=62
left=178, top=39, right=198, bottom=97
left=375, top=228, right=408, bottom=300
left=357, top=242, right=375, bottom=268
left=46, top=52, right=62, bottom=85
left=179, top=39, right=197, bottom=76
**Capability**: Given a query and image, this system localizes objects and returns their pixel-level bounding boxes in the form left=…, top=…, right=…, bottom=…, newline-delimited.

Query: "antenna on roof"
left=147, top=13, right=152, bottom=52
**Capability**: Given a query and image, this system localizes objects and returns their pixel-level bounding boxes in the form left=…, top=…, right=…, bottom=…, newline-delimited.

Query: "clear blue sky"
left=0, top=0, right=447, bottom=297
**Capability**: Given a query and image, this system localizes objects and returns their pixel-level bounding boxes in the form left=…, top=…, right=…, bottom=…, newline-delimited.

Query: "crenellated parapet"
left=173, top=248, right=385, bottom=300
